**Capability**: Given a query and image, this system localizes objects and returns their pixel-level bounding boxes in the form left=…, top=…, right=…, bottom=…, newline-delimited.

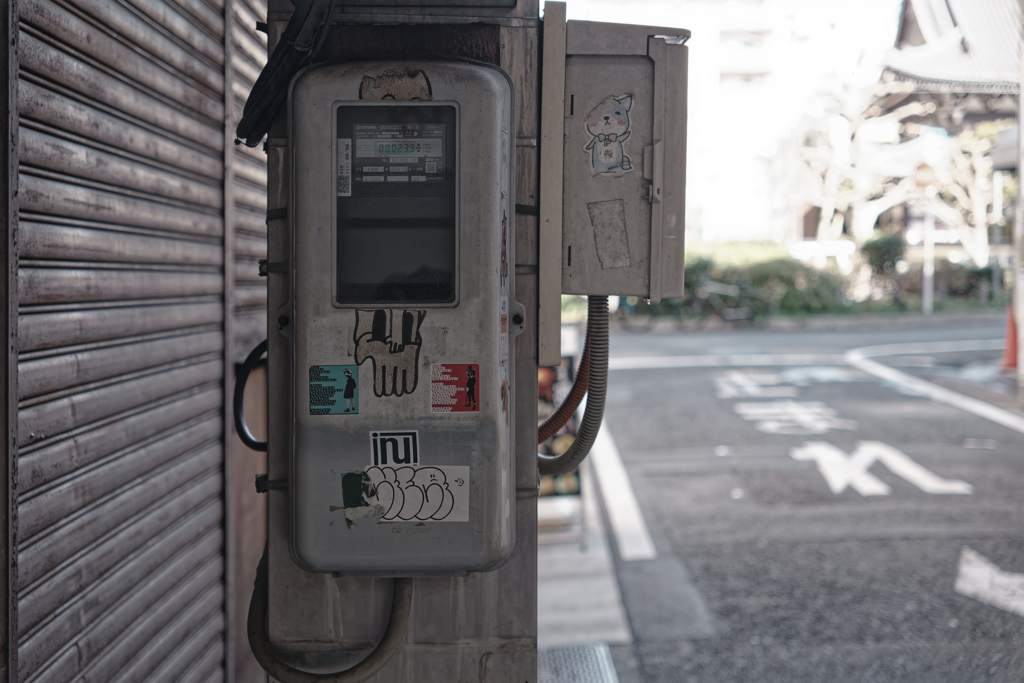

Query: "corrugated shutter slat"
left=19, top=302, right=224, bottom=352
left=12, top=0, right=260, bottom=676
left=19, top=34, right=223, bottom=150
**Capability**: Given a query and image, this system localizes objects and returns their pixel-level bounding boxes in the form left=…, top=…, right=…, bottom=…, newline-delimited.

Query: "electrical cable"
left=537, top=296, right=608, bottom=475
left=248, top=544, right=414, bottom=682
left=234, top=339, right=268, bottom=452
left=537, top=324, right=590, bottom=444
left=235, top=0, right=337, bottom=147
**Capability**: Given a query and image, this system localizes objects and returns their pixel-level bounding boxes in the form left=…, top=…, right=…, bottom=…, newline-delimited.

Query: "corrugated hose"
left=538, top=296, right=608, bottom=476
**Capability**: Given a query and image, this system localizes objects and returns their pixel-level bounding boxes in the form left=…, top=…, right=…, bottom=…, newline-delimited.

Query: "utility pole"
left=248, top=4, right=687, bottom=680
left=260, top=2, right=538, bottom=680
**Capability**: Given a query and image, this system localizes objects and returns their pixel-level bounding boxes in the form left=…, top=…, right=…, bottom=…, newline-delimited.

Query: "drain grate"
left=538, top=642, right=619, bottom=683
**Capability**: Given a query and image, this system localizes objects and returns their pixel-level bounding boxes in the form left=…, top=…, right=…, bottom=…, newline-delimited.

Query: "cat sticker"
left=584, top=94, right=635, bottom=176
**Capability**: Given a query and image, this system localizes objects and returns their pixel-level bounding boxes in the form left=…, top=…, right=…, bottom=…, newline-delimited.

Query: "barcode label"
left=425, top=161, right=437, bottom=174
left=337, top=138, right=352, bottom=196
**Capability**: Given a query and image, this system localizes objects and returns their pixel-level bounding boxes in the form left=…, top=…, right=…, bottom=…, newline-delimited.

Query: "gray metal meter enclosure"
left=559, top=23, right=688, bottom=302
left=286, top=60, right=518, bottom=575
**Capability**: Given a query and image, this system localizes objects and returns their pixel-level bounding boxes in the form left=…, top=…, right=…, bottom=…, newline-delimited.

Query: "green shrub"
left=721, top=258, right=846, bottom=315
left=861, top=234, right=905, bottom=275
left=625, top=254, right=847, bottom=319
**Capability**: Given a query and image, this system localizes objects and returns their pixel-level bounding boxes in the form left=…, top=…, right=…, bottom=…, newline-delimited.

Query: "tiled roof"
left=882, top=0, right=1020, bottom=94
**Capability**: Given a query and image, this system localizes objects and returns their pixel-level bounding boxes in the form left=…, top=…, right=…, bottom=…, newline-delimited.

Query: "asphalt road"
left=597, top=315, right=1024, bottom=683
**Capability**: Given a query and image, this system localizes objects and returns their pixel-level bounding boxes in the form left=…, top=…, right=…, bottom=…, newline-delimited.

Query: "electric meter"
left=286, top=61, right=519, bottom=575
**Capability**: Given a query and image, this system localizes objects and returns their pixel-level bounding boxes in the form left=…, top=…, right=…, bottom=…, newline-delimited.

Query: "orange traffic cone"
left=1003, top=305, right=1018, bottom=370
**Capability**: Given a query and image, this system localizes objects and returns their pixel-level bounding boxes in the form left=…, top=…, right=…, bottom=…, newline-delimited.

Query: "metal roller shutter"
left=14, top=0, right=237, bottom=679
left=224, top=3, right=268, bottom=680
left=229, top=0, right=267, bottom=362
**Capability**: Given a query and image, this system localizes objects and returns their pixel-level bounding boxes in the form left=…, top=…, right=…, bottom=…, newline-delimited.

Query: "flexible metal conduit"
left=248, top=545, right=414, bottom=682
left=537, top=330, right=590, bottom=443
left=538, top=295, right=608, bottom=476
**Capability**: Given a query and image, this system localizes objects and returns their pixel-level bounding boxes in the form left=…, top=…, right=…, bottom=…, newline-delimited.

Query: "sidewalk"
left=537, top=460, right=631, bottom=683
left=537, top=461, right=631, bottom=649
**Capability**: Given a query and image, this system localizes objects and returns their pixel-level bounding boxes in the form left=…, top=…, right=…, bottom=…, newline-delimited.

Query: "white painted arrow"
left=955, top=547, right=1024, bottom=618
left=791, top=441, right=973, bottom=496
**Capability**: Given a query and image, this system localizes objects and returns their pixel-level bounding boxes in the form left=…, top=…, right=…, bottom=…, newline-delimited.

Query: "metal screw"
left=512, top=313, right=524, bottom=325
left=278, top=315, right=290, bottom=327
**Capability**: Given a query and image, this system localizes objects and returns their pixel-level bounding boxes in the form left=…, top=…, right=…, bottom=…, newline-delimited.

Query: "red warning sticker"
left=430, top=363, right=480, bottom=413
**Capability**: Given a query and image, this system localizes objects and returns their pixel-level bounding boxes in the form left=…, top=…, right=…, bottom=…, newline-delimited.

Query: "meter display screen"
left=351, top=122, right=446, bottom=185
left=335, top=106, right=457, bottom=304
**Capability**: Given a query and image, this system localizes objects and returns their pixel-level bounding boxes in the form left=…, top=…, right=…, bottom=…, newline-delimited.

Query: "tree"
left=795, top=80, right=939, bottom=244
left=921, top=121, right=1013, bottom=268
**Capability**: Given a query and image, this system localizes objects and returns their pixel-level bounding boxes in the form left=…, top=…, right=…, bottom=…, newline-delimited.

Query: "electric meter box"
left=559, top=22, right=688, bottom=303
left=286, top=61, right=517, bottom=575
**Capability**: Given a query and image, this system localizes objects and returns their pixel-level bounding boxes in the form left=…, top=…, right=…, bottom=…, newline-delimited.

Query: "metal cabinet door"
left=560, top=22, right=688, bottom=303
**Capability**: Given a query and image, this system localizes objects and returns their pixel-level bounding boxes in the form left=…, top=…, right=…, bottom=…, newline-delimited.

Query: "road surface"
left=540, top=315, right=1024, bottom=683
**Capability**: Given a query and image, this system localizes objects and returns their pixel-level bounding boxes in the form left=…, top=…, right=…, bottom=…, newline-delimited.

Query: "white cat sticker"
left=584, top=94, right=635, bottom=176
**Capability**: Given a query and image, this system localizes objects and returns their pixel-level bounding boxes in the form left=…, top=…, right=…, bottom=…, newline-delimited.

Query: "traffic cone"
left=1002, top=305, right=1018, bottom=370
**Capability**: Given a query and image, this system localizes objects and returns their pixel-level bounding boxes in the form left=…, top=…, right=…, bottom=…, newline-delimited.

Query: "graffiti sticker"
left=500, top=211, right=509, bottom=288
left=500, top=361, right=510, bottom=426
left=336, top=471, right=385, bottom=527
left=370, top=430, right=419, bottom=466
left=354, top=309, right=426, bottom=397
left=309, top=365, right=359, bottom=415
left=366, top=465, right=469, bottom=522
left=583, top=94, right=635, bottom=176
left=499, top=297, right=509, bottom=362
left=430, top=364, right=480, bottom=413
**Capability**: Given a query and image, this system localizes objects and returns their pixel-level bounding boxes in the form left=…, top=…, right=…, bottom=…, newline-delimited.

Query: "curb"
left=606, top=310, right=1007, bottom=335
left=765, top=310, right=1006, bottom=332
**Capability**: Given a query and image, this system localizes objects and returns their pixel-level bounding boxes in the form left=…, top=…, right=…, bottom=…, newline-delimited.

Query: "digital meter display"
left=335, top=106, right=457, bottom=305
left=376, top=141, right=421, bottom=155
left=346, top=123, right=446, bottom=187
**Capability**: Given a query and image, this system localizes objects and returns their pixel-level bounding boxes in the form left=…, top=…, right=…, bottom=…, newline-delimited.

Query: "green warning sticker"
left=310, top=365, right=359, bottom=415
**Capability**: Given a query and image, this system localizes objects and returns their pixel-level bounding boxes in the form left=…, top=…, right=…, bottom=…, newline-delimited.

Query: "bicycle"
left=614, top=277, right=767, bottom=332
left=614, top=296, right=660, bottom=333
left=679, top=276, right=766, bottom=327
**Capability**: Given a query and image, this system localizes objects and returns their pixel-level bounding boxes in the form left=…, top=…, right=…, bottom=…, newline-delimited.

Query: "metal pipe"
left=923, top=212, right=935, bottom=315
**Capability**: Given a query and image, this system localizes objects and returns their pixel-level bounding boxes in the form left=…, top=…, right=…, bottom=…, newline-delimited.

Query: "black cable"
left=235, top=0, right=337, bottom=147
left=248, top=543, right=414, bottom=682
left=234, top=339, right=268, bottom=452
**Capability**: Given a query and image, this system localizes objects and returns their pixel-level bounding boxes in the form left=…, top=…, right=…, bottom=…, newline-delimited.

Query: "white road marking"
left=610, top=354, right=846, bottom=370
left=590, top=421, right=658, bottom=561
left=735, top=400, right=858, bottom=435
left=791, top=441, right=973, bottom=496
left=778, top=366, right=862, bottom=385
left=714, top=371, right=798, bottom=399
left=846, top=340, right=1024, bottom=436
left=955, top=547, right=1024, bottom=618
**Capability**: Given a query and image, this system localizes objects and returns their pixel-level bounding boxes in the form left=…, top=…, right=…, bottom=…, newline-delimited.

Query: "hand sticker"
left=354, top=309, right=426, bottom=397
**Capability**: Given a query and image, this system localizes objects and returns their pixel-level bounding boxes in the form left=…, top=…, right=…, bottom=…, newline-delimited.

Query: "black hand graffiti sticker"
left=355, top=309, right=427, bottom=397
